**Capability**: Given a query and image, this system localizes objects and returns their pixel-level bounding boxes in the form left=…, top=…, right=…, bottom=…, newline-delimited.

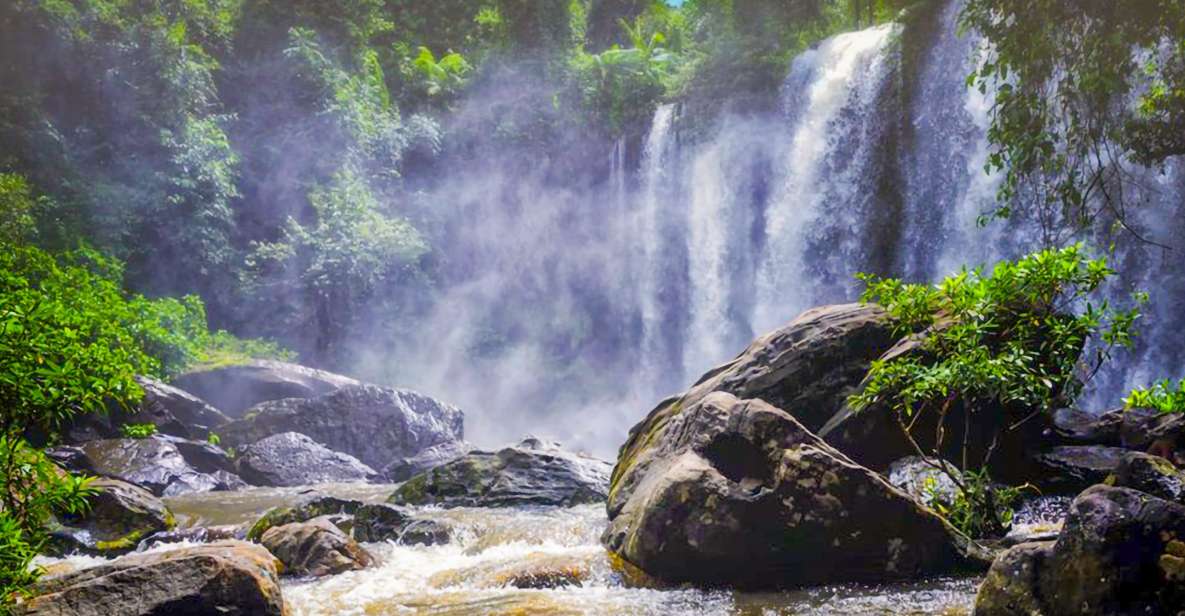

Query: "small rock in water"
left=48, top=478, right=175, bottom=556
left=1106, top=451, right=1185, bottom=504
left=383, top=440, right=472, bottom=482
left=260, top=518, right=375, bottom=577
left=353, top=503, right=450, bottom=545
left=246, top=492, right=363, bottom=541
left=137, top=524, right=242, bottom=550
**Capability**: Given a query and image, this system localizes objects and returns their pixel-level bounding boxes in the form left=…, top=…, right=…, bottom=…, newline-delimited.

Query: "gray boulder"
left=246, top=492, right=363, bottom=541
left=48, top=478, right=175, bottom=556
left=603, top=391, right=981, bottom=588
left=260, top=518, right=374, bottom=577
left=59, top=376, right=230, bottom=443
left=220, top=384, right=464, bottom=469
left=172, top=360, right=360, bottom=417
left=236, top=432, right=378, bottom=487
left=383, top=440, right=472, bottom=482
left=975, top=485, right=1185, bottom=615
left=17, top=541, right=286, bottom=615
left=72, top=436, right=244, bottom=496
left=389, top=437, right=611, bottom=508
left=1033, top=445, right=1129, bottom=493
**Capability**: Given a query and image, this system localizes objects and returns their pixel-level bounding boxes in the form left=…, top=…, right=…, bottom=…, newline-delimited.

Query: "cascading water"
left=754, top=24, right=898, bottom=333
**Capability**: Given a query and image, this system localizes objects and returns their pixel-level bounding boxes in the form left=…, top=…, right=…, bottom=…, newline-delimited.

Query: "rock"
left=220, top=384, right=464, bottom=470
left=56, top=376, right=231, bottom=444
left=974, top=485, right=1185, bottom=615
left=48, top=478, right=175, bottom=556
left=18, top=541, right=286, bottom=615
left=1106, top=451, right=1185, bottom=504
left=73, top=436, right=243, bottom=496
left=235, top=432, right=378, bottom=487
left=353, top=503, right=450, bottom=545
left=156, top=434, right=237, bottom=475
left=603, top=391, right=981, bottom=588
left=137, top=525, right=242, bottom=550
left=260, top=519, right=374, bottom=577
left=172, top=360, right=361, bottom=417
left=246, top=492, right=363, bottom=541
left=389, top=437, right=611, bottom=508
left=383, top=440, right=472, bottom=482
left=1049, top=407, right=1124, bottom=445
left=886, top=455, right=959, bottom=504
left=429, top=552, right=594, bottom=589
left=1033, top=445, right=1129, bottom=493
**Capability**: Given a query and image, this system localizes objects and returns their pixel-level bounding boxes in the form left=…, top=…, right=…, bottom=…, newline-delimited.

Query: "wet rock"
left=220, top=384, right=464, bottom=469
left=974, top=485, right=1185, bottom=615
left=383, top=440, right=472, bottom=482
left=73, top=436, right=243, bottom=496
left=172, top=360, right=361, bottom=417
left=17, top=541, right=286, bottom=615
left=260, top=518, right=374, bottom=577
left=429, top=552, right=594, bottom=590
left=603, top=391, right=982, bottom=588
left=1049, top=407, right=1124, bottom=445
left=1033, top=445, right=1129, bottom=493
left=389, top=437, right=611, bottom=508
left=48, top=478, right=175, bottom=556
left=137, top=525, right=242, bottom=550
left=246, top=492, right=363, bottom=541
left=235, top=432, right=377, bottom=487
left=1106, top=451, right=1185, bottom=504
left=353, top=503, right=450, bottom=545
left=886, top=456, right=959, bottom=504
left=57, top=376, right=231, bottom=443
left=157, top=434, right=237, bottom=475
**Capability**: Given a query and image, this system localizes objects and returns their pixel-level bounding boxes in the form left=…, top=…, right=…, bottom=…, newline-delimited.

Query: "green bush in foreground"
left=1126, top=378, right=1185, bottom=414
left=850, top=244, right=1144, bottom=536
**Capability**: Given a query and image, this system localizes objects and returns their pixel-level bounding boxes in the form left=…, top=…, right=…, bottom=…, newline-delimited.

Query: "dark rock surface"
left=260, top=518, right=374, bottom=577
left=220, top=384, right=464, bottom=469
left=172, top=360, right=360, bottom=417
left=1033, top=445, right=1129, bottom=493
left=17, top=541, right=287, bottom=616
left=975, top=485, right=1185, bottom=615
left=383, top=440, right=472, bottom=482
left=137, top=525, right=242, bottom=550
left=603, top=391, right=982, bottom=588
left=389, top=437, right=611, bottom=508
left=1107, top=451, right=1185, bottom=504
left=246, top=492, right=363, bottom=541
left=235, top=432, right=377, bottom=487
left=48, top=478, right=175, bottom=556
left=57, top=376, right=230, bottom=443
left=353, top=503, right=450, bottom=545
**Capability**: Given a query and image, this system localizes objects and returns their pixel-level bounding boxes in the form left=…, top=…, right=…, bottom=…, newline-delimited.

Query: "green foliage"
left=410, top=47, right=473, bottom=99
left=922, top=469, right=1028, bottom=538
left=960, top=0, right=1185, bottom=232
left=1125, top=378, right=1185, bottom=414
left=850, top=244, right=1143, bottom=534
left=571, top=15, right=675, bottom=133
left=207, top=432, right=222, bottom=446
left=0, top=438, right=95, bottom=608
left=119, top=423, right=158, bottom=439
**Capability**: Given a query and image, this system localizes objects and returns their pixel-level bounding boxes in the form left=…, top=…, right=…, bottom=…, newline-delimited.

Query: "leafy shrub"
left=849, top=244, right=1143, bottom=535
left=119, top=423, right=158, bottom=439
left=1125, top=378, right=1185, bottom=414
left=206, top=432, right=221, bottom=446
left=922, top=469, right=1031, bottom=538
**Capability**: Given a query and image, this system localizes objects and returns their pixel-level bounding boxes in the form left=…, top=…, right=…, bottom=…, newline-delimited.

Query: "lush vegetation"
left=1126, top=378, right=1185, bottom=414
left=961, top=0, right=1185, bottom=235
left=850, top=245, right=1144, bottom=535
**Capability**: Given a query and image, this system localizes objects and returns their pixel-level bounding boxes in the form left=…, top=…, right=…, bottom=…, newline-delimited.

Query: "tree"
left=961, top=0, right=1185, bottom=237
left=850, top=245, right=1144, bottom=536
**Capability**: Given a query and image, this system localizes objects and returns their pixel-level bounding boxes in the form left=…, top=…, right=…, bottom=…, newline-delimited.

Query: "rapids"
left=39, top=484, right=981, bottom=615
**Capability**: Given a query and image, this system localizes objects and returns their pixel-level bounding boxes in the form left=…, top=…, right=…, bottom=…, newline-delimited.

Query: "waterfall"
left=635, top=104, right=678, bottom=395
left=754, top=24, right=897, bottom=333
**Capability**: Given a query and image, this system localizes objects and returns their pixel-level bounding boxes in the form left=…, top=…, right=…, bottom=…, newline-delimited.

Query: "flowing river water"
left=39, top=483, right=983, bottom=615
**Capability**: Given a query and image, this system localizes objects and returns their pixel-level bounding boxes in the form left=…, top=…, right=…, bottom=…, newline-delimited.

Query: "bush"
left=849, top=244, right=1143, bottom=535
left=119, top=423, right=158, bottom=439
left=1125, top=378, right=1185, bottom=414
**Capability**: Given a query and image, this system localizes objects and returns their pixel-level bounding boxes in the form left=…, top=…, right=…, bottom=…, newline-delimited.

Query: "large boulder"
left=389, top=437, right=611, bottom=508
left=975, top=485, right=1185, bottom=615
left=71, top=436, right=244, bottom=496
left=603, top=391, right=980, bottom=588
left=219, top=384, right=464, bottom=469
left=383, top=440, right=473, bottom=482
left=235, top=432, right=378, bottom=487
left=260, top=518, right=374, bottom=577
left=172, top=360, right=360, bottom=417
left=17, top=541, right=287, bottom=616
left=57, top=377, right=231, bottom=444
left=1106, top=451, right=1185, bottom=504
left=48, top=478, right=175, bottom=556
